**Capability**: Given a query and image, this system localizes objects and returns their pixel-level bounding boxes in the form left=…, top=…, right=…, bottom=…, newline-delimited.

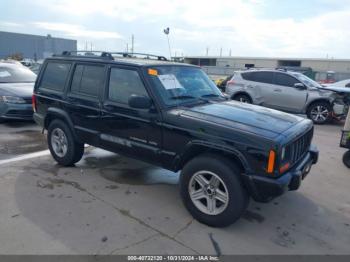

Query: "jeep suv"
left=225, top=69, right=339, bottom=124
left=33, top=52, right=318, bottom=227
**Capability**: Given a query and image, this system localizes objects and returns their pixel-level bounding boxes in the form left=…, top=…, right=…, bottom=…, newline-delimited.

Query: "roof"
left=185, top=55, right=350, bottom=63
left=49, top=51, right=196, bottom=67
left=235, top=68, right=302, bottom=74
left=0, top=61, right=25, bottom=68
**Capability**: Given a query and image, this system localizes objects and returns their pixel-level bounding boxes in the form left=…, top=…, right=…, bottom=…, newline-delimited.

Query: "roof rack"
left=275, top=67, right=288, bottom=72
left=54, top=51, right=114, bottom=60
left=111, top=52, right=168, bottom=61
left=54, top=51, right=168, bottom=61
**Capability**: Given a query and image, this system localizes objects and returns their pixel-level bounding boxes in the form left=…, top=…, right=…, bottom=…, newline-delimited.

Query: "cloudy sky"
left=1, top=0, right=350, bottom=58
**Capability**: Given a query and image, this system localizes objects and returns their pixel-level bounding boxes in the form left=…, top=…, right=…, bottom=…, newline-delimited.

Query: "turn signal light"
left=267, top=150, right=276, bottom=174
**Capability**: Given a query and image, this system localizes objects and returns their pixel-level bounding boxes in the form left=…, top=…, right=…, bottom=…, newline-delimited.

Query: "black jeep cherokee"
left=33, top=51, right=319, bottom=227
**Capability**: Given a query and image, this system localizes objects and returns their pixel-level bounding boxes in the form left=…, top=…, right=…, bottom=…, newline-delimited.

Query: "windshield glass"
left=0, top=65, right=37, bottom=83
left=146, top=66, right=223, bottom=106
left=290, top=72, right=322, bottom=88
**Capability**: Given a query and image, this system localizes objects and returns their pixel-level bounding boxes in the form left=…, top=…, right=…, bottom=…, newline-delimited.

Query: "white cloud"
left=0, top=21, right=23, bottom=27
left=22, top=0, right=350, bottom=57
left=32, top=22, right=123, bottom=39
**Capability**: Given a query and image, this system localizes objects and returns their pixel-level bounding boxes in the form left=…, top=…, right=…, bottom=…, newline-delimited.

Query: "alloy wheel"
left=188, top=171, right=229, bottom=215
left=310, top=105, right=329, bottom=122
left=51, top=128, right=68, bottom=157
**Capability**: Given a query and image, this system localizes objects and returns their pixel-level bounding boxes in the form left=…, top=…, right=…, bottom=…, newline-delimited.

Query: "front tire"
left=343, top=150, right=350, bottom=168
left=47, top=119, right=84, bottom=166
left=233, top=94, right=252, bottom=104
left=307, top=101, right=332, bottom=124
left=180, top=154, right=249, bottom=227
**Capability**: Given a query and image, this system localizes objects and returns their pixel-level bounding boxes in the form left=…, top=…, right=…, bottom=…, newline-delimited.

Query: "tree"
left=7, top=53, right=23, bottom=61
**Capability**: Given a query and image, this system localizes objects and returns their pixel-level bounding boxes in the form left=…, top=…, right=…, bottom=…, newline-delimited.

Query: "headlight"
left=0, top=96, right=26, bottom=104
left=281, top=147, right=286, bottom=161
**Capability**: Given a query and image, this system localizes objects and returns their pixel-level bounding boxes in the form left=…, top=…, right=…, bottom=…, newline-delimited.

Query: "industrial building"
left=0, top=31, right=77, bottom=60
left=184, top=56, right=350, bottom=81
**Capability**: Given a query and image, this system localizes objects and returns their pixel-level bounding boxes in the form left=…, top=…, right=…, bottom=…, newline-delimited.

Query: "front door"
left=100, top=66, right=162, bottom=164
left=263, top=72, right=308, bottom=113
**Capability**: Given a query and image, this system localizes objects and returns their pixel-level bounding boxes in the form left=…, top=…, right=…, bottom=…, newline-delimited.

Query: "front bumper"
left=242, top=145, right=319, bottom=202
left=0, top=103, right=33, bottom=121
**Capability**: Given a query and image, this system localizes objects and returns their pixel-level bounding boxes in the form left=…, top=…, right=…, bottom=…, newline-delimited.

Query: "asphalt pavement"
left=0, top=121, right=349, bottom=255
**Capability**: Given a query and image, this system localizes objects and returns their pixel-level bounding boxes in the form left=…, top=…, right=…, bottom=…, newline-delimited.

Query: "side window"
left=241, top=72, right=255, bottom=81
left=345, top=82, right=350, bottom=88
left=70, top=64, right=105, bottom=97
left=39, top=62, right=71, bottom=91
left=274, top=73, right=300, bottom=87
left=108, top=68, right=148, bottom=104
left=253, top=72, right=274, bottom=84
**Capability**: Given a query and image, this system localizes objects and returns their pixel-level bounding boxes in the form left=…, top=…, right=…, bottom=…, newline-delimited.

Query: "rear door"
left=264, top=72, right=307, bottom=113
left=64, top=62, right=106, bottom=146
left=242, top=71, right=274, bottom=105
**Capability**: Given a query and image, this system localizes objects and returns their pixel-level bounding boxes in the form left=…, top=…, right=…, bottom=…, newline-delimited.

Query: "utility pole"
left=131, top=34, right=134, bottom=54
left=220, top=47, right=222, bottom=57
left=163, top=27, right=172, bottom=60
left=206, top=47, right=209, bottom=56
left=229, top=49, right=232, bottom=56
left=126, top=43, right=129, bottom=53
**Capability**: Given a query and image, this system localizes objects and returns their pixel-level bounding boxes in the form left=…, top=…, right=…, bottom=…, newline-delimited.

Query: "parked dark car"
left=0, top=62, right=36, bottom=122
left=33, top=51, right=318, bottom=227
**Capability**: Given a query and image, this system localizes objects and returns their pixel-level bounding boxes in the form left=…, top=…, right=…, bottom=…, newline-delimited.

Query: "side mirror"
left=128, top=95, right=152, bottom=109
left=294, top=83, right=307, bottom=90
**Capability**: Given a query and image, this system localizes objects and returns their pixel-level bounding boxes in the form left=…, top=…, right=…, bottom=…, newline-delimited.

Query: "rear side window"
left=39, top=62, right=71, bottom=91
left=241, top=71, right=274, bottom=84
left=253, top=72, right=274, bottom=84
left=70, top=64, right=105, bottom=97
left=108, top=68, right=148, bottom=104
left=274, top=73, right=300, bottom=87
left=241, top=72, right=254, bottom=81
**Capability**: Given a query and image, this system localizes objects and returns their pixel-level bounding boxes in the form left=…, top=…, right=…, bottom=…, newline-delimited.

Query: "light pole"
left=163, top=27, right=172, bottom=60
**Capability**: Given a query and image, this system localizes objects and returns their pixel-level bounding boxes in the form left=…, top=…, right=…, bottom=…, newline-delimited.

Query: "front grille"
left=286, top=128, right=313, bottom=166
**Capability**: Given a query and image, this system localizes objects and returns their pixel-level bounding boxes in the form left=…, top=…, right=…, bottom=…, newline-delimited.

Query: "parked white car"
left=325, top=79, right=350, bottom=88
left=225, top=69, right=346, bottom=124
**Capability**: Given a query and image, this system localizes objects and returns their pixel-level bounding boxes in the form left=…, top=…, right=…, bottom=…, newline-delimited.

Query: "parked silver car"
left=225, top=69, right=343, bottom=124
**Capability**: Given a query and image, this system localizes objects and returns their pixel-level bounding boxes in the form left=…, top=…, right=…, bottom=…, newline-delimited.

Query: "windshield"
left=146, top=66, right=223, bottom=106
left=291, top=72, right=322, bottom=88
left=0, top=65, right=37, bottom=83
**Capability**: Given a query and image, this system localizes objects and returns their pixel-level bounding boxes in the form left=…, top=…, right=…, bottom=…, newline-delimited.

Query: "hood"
left=180, top=100, right=305, bottom=138
left=0, top=82, right=34, bottom=98
left=319, top=85, right=350, bottom=94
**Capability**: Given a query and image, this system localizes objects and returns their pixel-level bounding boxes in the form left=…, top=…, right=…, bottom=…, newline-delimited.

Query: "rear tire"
left=47, top=119, right=84, bottom=166
left=180, top=154, right=249, bottom=227
left=307, top=101, right=331, bottom=124
left=233, top=94, right=252, bottom=104
left=343, top=150, right=350, bottom=168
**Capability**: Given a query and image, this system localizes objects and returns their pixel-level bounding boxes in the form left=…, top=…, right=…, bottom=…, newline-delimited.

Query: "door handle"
left=273, top=88, right=282, bottom=92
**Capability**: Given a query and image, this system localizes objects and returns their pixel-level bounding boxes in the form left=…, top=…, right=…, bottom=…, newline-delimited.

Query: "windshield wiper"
left=201, top=94, right=222, bottom=98
left=170, top=95, right=197, bottom=100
